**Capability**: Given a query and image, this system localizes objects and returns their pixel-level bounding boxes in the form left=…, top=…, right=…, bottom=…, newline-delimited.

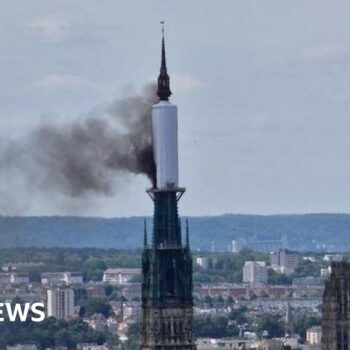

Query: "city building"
left=293, top=277, right=325, bottom=286
left=41, top=272, right=62, bottom=285
left=251, top=339, right=285, bottom=350
left=197, top=338, right=253, bottom=349
left=320, top=267, right=331, bottom=278
left=322, top=261, right=350, bottom=350
left=102, top=268, right=141, bottom=285
left=85, top=313, right=108, bottom=332
left=231, top=239, right=246, bottom=253
left=107, top=319, right=118, bottom=334
left=243, top=261, right=268, bottom=284
left=140, top=29, right=196, bottom=349
left=10, top=272, right=30, bottom=284
left=77, top=345, right=111, bottom=350
left=7, top=346, right=38, bottom=350
left=0, top=273, right=12, bottom=285
left=41, top=272, right=83, bottom=286
left=306, top=326, right=322, bottom=345
left=196, top=257, right=209, bottom=269
left=270, top=249, right=299, bottom=274
left=84, top=314, right=117, bottom=334
left=120, top=283, right=142, bottom=300
left=249, top=297, right=321, bottom=315
left=86, top=284, right=106, bottom=299
left=64, top=272, right=83, bottom=284
left=2, top=262, right=44, bottom=272
left=194, top=283, right=247, bottom=300
left=123, top=301, right=141, bottom=323
left=323, top=254, right=343, bottom=263
left=303, top=256, right=317, bottom=263
left=47, top=287, right=75, bottom=320
left=194, top=283, right=324, bottom=302
left=230, top=235, right=288, bottom=253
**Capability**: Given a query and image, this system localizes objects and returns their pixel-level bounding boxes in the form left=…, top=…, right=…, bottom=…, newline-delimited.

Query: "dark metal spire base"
left=140, top=189, right=196, bottom=349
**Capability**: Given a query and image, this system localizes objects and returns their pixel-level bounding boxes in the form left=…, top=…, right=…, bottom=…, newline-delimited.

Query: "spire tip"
left=157, top=21, right=171, bottom=101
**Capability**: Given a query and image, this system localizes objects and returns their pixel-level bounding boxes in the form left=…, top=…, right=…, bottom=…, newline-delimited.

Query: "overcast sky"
left=1, top=0, right=350, bottom=217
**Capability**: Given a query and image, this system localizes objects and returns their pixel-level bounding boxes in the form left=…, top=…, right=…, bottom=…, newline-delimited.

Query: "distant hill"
left=0, top=214, right=349, bottom=251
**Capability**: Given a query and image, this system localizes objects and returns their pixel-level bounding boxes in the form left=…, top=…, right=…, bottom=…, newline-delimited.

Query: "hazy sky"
left=1, top=0, right=350, bottom=217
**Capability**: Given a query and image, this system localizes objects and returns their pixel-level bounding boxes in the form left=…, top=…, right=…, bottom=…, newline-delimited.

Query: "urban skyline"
left=0, top=2, right=349, bottom=350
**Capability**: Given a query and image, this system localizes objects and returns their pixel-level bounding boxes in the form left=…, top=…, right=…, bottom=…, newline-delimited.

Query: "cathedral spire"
left=141, top=28, right=195, bottom=349
left=157, top=21, right=172, bottom=101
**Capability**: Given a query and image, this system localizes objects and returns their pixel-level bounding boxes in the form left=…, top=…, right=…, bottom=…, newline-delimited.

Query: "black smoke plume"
left=4, top=84, right=157, bottom=199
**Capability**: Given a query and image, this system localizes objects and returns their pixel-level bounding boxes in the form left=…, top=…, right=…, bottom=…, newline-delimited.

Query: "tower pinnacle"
left=157, top=21, right=172, bottom=101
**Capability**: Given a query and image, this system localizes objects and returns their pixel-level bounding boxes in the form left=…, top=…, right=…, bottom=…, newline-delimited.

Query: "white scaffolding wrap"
left=152, top=100, right=179, bottom=189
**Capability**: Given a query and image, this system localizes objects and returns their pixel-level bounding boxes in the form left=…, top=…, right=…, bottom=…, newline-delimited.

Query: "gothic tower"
left=322, top=261, right=350, bottom=350
left=140, top=27, right=196, bottom=350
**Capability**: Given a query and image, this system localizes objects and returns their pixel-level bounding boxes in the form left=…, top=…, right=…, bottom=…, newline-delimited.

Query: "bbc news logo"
left=0, top=303, right=45, bottom=322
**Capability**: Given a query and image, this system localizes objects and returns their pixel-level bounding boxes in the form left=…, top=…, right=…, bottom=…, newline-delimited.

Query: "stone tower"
left=322, top=261, right=350, bottom=350
left=139, top=27, right=196, bottom=350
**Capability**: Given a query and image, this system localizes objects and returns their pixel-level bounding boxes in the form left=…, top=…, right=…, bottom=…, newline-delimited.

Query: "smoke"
left=2, top=83, right=158, bottom=200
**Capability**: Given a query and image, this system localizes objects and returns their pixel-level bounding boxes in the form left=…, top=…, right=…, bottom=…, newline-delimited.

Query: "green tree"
left=225, top=296, right=235, bottom=308
left=203, top=295, right=213, bottom=307
left=294, top=316, right=321, bottom=341
left=126, top=322, right=140, bottom=349
left=228, top=307, right=248, bottom=324
left=79, top=298, right=113, bottom=318
left=74, top=287, right=88, bottom=304
left=194, top=316, right=238, bottom=338
left=267, top=269, right=293, bottom=285
left=254, top=315, right=284, bottom=338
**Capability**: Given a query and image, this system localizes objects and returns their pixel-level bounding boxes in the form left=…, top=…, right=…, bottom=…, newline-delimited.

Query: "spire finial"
left=161, top=20, right=165, bottom=36
left=186, top=219, right=190, bottom=248
left=157, top=21, right=172, bottom=101
left=143, top=218, right=148, bottom=247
